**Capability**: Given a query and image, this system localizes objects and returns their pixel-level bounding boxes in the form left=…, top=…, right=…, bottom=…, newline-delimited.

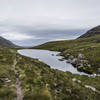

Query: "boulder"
left=71, top=58, right=78, bottom=65
left=90, top=46, right=96, bottom=49
left=65, top=54, right=70, bottom=58
left=58, top=58, right=65, bottom=61
left=98, top=68, right=100, bottom=72
left=56, top=53, right=61, bottom=56
left=77, top=64, right=84, bottom=69
left=78, top=53, right=85, bottom=60
left=72, top=78, right=77, bottom=82
left=87, top=64, right=91, bottom=67
left=78, top=49, right=84, bottom=52
left=52, top=54, right=54, bottom=56
left=67, top=59, right=72, bottom=63
left=72, top=78, right=81, bottom=83
left=68, top=55, right=74, bottom=60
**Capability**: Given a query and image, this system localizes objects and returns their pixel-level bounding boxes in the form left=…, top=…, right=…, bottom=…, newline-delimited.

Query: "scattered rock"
left=65, top=53, right=91, bottom=73
left=98, top=68, right=100, bottom=72
left=71, top=58, right=78, bottom=65
left=90, top=46, right=96, bottom=49
left=81, top=60, right=88, bottom=63
left=52, top=54, right=54, bottom=56
left=77, top=64, right=84, bottom=69
left=56, top=53, right=61, bottom=56
left=72, top=78, right=77, bottom=82
left=87, top=64, right=91, bottom=67
left=58, top=58, right=65, bottom=61
left=63, top=50, right=68, bottom=53
left=65, top=53, right=70, bottom=58
left=77, top=80, right=81, bottom=83
left=78, top=49, right=84, bottom=52
left=68, top=55, right=74, bottom=60
left=67, top=59, right=72, bottom=63
left=78, top=53, right=85, bottom=60
left=92, top=74, right=97, bottom=77
left=6, top=80, right=11, bottom=83
left=53, top=83, right=57, bottom=87
left=85, top=85, right=96, bottom=92
left=4, top=78, right=11, bottom=83
left=93, top=40, right=100, bottom=43
left=72, top=78, right=81, bottom=83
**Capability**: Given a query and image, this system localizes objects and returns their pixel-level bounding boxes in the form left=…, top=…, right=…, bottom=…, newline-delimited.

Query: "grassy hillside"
left=0, top=46, right=100, bottom=99
left=0, top=47, right=17, bottom=100
left=33, top=35, right=100, bottom=74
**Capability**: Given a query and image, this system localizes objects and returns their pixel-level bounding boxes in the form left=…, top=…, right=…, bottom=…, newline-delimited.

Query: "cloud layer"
left=0, top=0, right=99, bottom=46
left=0, top=0, right=100, bottom=30
left=0, top=33, right=35, bottom=40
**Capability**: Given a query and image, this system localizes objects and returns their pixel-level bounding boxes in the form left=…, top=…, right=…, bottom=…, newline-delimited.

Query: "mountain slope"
left=79, top=25, right=100, bottom=38
left=33, top=34, right=100, bottom=74
left=0, top=46, right=100, bottom=100
left=0, top=36, right=18, bottom=48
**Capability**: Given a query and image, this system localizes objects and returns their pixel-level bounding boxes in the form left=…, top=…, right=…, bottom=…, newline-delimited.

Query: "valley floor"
left=0, top=35, right=100, bottom=100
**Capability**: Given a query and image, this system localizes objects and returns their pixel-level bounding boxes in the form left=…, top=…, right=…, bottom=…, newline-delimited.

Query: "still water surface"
left=18, top=49, right=88, bottom=75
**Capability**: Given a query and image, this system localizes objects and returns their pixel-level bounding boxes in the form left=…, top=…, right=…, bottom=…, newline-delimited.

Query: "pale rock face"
left=85, top=85, right=96, bottom=92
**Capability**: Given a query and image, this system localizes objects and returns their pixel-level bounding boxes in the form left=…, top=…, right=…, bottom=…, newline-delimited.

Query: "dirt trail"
left=13, top=55, right=23, bottom=100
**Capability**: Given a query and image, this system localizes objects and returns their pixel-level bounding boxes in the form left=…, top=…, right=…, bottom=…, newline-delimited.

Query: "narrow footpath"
left=13, top=55, right=23, bottom=100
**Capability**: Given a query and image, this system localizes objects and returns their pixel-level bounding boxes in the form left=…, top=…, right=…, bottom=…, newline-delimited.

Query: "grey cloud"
left=0, top=0, right=99, bottom=46
left=0, top=0, right=100, bottom=29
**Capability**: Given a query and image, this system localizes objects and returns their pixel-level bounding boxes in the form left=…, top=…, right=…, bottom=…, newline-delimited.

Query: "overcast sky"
left=0, top=0, right=100, bottom=46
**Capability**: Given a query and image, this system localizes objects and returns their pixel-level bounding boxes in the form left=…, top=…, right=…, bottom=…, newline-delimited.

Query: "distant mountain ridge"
left=0, top=36, right=19, bottom=48
left=78, top=25, right=100, bottom=38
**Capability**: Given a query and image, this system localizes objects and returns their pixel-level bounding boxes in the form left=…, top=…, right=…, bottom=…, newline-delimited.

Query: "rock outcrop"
left=66, top=53, right=91, bottom=73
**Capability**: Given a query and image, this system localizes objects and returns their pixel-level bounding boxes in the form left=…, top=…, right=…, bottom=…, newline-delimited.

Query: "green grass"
left=0, top=47, right=16, bottom=100
left=0, top=35, right=100, bottom=100
left=15, top=53, right=100, bottom=100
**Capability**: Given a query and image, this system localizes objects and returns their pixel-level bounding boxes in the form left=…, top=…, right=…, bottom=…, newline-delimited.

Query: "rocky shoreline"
left=67, top=53, right=93, bottom=74
left=57, top=52, right=93, bottom=74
